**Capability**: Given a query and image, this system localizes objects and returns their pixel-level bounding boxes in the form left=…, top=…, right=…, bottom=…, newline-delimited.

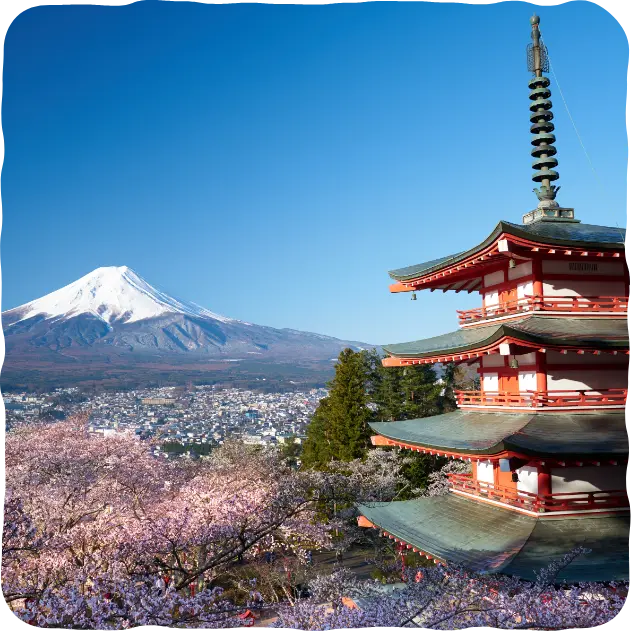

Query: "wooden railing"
left=447, top=473, right=628, bottom=513
left=455, top=389, right=627, bottom=408
left=457, top=295, right=628, bottom=325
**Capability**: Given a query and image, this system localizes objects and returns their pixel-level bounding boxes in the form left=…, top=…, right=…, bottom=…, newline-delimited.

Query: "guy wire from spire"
left=541, top=35, right=610, bottom=206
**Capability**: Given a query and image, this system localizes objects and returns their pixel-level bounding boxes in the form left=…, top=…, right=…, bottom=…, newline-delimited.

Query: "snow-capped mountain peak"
left=4, top=266, right=236, bottom=326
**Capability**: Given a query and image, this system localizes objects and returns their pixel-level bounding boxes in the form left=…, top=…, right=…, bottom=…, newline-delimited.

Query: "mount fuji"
left=3, top=266, right=239, bottom=328
left=1, top=267, right=371, bottom=388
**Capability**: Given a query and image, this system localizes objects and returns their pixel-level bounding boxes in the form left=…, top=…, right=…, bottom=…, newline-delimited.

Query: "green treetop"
left=302, top=349, right=373, bottom=467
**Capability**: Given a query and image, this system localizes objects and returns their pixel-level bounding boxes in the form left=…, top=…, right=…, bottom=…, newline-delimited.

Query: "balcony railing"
left=447, top=473, right=628, bottom=513
left=455, top=389, right=627, bottom=408
left=457, top=295, right=628, bottom=325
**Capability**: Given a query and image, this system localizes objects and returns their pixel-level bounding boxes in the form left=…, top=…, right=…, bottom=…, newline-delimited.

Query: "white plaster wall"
left=550, top=467, right=626, bottom=493
left=516, top=466, right=538, bottom=495
left=517, top=281, right=534, bottom=301
left=542, top=280, right=626, bottom=298
left=484, top=290, right=499, bottom=309
left=547, top=370, right=628, bottom=391
left=518, top=371, right=537, bottom=391
left=508, top=261, right=533, bottom=281
left=477, top=460, right=494, bottom=485
left=482, top=373, right=499, bottom=391
left=546, top=350, right=629, bottom=366
left=484, top=270, right=505, bottom=288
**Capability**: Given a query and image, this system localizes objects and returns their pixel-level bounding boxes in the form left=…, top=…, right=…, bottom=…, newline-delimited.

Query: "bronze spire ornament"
left=523, top=14, right=577, bottom=224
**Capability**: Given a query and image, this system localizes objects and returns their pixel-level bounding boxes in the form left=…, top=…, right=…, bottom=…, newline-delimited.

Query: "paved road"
left=312, top=547, right=376, bottom=580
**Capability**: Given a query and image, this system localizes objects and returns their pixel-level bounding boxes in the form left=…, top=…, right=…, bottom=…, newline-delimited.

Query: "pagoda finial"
left=523, top=15, right=577, bottom=224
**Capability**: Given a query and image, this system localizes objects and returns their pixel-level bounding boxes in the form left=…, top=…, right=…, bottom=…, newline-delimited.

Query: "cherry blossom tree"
left=122, top=441, right=332, bottom=591
left=4, top=415, right=170, bottom=606
left=324, top=448, right=407, bottom=502
left=310, top=448, right=423, bottom=557
left=3, top=420, right=330, bottom=626
left=19, top=575, right=256, bottom=629
left=421, top=458, right=472, bottom=497
left=4, top=419, right=626, bottom=629
left=273, top=549, right=627, bottom=629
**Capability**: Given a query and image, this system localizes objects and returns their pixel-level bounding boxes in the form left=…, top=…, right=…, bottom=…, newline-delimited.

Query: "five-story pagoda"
left=357, top=15, right=629, bottom=583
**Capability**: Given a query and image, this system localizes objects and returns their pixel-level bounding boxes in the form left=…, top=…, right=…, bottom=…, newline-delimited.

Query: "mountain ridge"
left=2, top=267, right=372, bottom=389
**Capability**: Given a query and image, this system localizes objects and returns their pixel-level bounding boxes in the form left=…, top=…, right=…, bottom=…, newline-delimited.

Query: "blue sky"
left=1, top=1, right=627, bottom=344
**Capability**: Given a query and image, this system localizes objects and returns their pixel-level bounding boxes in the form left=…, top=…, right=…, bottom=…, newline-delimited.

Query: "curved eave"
left=382, top=317, right=629, bottom=363
left=369, top=410, right=628, bottom=459
left=358, top=495, right=629, bottom=582
left=389, top=220, right=626, bottom=286
left=370, top=411, right=525, bottom=456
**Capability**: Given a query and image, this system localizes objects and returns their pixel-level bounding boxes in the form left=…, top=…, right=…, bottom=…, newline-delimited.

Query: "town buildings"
left=358, top=15, right=629, bottom=583
left=4, top=385, right=321, bottom=454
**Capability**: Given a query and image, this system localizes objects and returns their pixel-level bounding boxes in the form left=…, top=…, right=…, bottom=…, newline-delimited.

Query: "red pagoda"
left=358, top=14, right=628, bottom=583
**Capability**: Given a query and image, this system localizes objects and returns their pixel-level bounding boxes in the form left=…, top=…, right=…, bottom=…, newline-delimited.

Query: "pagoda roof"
left=369, top=410, right=627, bottom=458
left=383, top=316, right=628, bottom=360
left=389, top=220, right=626, bottom=283
left=358, top=494, right=629, bottom=582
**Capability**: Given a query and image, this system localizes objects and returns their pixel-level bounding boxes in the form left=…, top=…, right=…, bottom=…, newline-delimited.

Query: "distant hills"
left=1, top=266, right=372, bottom=391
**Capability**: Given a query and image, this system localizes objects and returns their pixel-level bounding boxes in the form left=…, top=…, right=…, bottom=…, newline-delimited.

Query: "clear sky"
left=1, top=1, right=627, bottom=345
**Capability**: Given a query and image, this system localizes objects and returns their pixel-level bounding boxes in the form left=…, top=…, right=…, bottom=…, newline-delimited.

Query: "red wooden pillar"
left=532, top=258, right=544, bottom=306
left=538, top=464, right=552, bottom=511
left=535, top=351, right=547, bottom=395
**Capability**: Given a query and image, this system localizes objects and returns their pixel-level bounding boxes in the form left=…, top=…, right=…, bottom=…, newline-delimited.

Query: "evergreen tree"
left=401, top=364, right=443, bottom=419
left=399, top=453, right=448, bottom=496
left=280, top=435, right=302, bottom=468
left=301, top=397, right=333, bottom=469
left=302, top=349, right=373, bottom=468
left=361, top=348, right=383, bottom=402
left=374, top=366, right=405, bottom=421
left=327, top=348, right=373, bottom=461
left=439, top=362, right=458, bottom=412
left=365, top=359, right=448, bottom=493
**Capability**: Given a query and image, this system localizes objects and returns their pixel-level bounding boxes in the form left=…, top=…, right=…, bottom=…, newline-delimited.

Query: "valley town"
left=3, top=385, right=325, bottom=455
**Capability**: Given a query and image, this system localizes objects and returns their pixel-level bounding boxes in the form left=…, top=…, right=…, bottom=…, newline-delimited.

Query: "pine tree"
left=361, top=348, right=383, bottom=402
left=374, top=366, right=405, bottom=421
left=369, top=360, right=448, bottom=494
left=400, top=453, right=448, bottom=496
left=301, top=397, right=333, bottom=469
left=327, top=348, right=373, bottom=461
left=280, top=435, right=302, bottom=468
left=302, top=349, right=373, bottom=468
left=439, top=362, right=458, bottom=412
left=401, top=364, right=443, bottom=419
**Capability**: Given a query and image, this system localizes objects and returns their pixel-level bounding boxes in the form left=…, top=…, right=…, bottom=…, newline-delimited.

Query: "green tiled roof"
left=389, top=220, right=626, bottom=282
left=369, top=410, right=627, bottom=457
left=508, top=220, right=626, bottom=246
left=382, top=316, right=628, bottom=358
left=360, top=495, right=534, bottom=573
left=358, top=494, right=629, bottom=582
left=384, top=323, right=499, bottom=357
left=504, top=514, right=630, bottom=582
left=387, top=253, right=466, bottom=282
left=370, top=411, right=528, bottom=454
left=506, top=412, right=628, bottom=456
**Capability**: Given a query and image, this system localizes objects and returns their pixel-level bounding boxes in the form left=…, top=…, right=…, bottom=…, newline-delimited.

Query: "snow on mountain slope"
left=1, top=266, right=373, bottom=377
left=3, top=266, right=237, bottom=326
